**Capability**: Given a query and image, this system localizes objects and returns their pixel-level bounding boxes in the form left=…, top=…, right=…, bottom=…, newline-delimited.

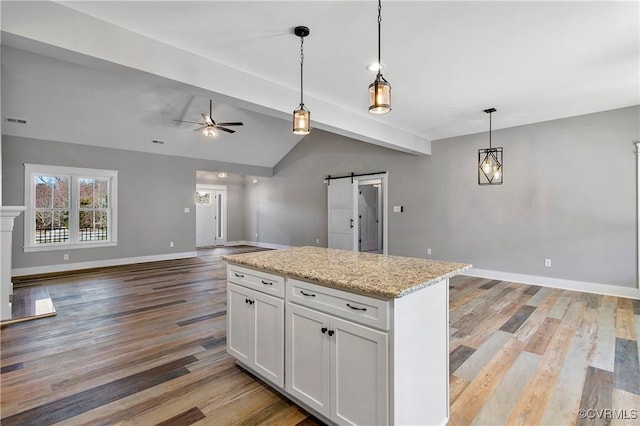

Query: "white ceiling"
left=1, top=1, right=638, bottom=169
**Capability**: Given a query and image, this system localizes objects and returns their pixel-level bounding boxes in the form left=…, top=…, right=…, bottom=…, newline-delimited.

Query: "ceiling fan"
left=174, top=100, right=243, bottom=137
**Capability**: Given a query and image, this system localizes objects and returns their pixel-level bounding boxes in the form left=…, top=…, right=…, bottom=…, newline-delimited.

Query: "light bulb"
left=494, top=166, right=501, bottom=180
left=482, top=159, right=493, bottom=174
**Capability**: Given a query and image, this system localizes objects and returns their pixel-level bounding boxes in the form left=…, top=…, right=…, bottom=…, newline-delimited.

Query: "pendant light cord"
left=489, top=111, right=492, bottom=149
left=377, top=0, right=382, bottom=78
left=300, top=36, right=305, bottom=106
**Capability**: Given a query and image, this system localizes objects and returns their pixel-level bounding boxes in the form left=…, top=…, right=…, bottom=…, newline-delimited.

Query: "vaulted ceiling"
left=1, top=1, right=638, bottom=170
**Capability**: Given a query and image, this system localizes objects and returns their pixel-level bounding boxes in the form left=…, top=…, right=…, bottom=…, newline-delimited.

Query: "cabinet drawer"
left=227, top=265, right=285, bottom=298
left=288, top=278, right=390, bottom=330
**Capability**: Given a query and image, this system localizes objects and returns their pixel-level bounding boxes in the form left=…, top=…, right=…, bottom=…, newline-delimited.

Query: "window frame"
left=24, top=164, right=118, bottom=252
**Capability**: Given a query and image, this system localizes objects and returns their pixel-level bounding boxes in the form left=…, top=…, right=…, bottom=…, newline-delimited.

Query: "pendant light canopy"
left=293, top=26, right=311, bottom=135
left=369, top=0, right=391, bottom=114
left=478, top=108, right=503, bottom=185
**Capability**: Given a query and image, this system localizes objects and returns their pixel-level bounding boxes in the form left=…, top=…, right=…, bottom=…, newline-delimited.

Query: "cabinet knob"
left=328, top=329, right=335, bottom=336
left=321, top=327, right=327, bottom=334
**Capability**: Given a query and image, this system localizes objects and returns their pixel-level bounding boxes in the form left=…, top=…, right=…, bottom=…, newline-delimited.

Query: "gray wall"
left=3, top=106, right=638, bottom=289
left=1, top=136, right=261, bottom=269
left=244, top=106, right=638, bottom=289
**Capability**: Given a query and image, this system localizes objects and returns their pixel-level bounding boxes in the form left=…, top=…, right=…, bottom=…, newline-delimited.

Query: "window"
left=24, top=164, right=118, bottom=251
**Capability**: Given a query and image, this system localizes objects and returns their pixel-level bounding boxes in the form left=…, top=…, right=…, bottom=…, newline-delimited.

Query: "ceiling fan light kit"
left=369, top=0, right=391, bottom=114
left=293, top=25, right=311, bottom=135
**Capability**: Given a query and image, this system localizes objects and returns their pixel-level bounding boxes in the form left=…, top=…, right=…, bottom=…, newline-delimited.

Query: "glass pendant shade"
left=478, top=148, right=503, bottom=184
left=293, top=105, right=310, bottom=135
left=369, top=75, right=391, bottom=114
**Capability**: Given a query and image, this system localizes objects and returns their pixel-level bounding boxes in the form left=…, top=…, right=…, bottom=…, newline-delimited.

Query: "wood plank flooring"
left=1, top=247, right=639, bottom=425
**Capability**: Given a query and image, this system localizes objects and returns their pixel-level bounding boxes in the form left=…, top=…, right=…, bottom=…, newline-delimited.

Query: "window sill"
left=24, top=241, right=118, bottom=252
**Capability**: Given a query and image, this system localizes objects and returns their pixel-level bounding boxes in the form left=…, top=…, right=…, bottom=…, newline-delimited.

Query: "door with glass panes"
left=195, top=186, right=227, bottom=247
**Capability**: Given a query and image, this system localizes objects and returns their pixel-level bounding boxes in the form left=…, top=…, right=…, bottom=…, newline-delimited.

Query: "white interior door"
left=196, top=185, right=227, bottom=247
left=327, top=179, right=355, bottom=250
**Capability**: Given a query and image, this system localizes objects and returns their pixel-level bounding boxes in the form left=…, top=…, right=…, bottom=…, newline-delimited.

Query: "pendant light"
left=293, top=26, right=311, bottom=135
left=369, top=0, right=391, bottom=114
left=478, top=108, right=503, bottom=185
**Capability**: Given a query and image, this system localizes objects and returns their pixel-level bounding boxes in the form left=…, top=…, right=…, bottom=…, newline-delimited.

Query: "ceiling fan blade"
left=175, top=119, right=204, bottom=125
left=202, top=114, right=214, bottom=126
left=216, top=122, right=244, bottom=126
left=216, top=126, right=236, bottom=134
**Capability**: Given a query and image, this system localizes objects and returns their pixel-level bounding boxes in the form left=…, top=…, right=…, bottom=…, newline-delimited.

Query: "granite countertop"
left=223, top=246, right=471, bottom=299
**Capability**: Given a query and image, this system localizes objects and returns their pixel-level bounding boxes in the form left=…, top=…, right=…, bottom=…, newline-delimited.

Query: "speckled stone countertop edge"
left=223, top=249, right=472, bottom=299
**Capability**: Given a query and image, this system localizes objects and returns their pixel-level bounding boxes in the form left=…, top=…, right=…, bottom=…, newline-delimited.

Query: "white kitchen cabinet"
left=286, top=301, right=388, bottom=426
left=226, top=253, right=456, bottom=426
left=227, top=282, right=284, bottom=388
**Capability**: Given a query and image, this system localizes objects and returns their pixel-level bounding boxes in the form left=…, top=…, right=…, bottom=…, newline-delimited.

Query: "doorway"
left=195, top=185, right=227, bottom=247
left=358, top=179, right=383, bottom=253
left=327, top=173, right=387, bottom=254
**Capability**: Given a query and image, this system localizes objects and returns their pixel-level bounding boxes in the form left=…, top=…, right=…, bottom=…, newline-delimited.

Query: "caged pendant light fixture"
left=293, top=26, right=311, bottom=135
left=478, top=108, right=503, bottom=185
left=369, top=0, right=391, bottom=114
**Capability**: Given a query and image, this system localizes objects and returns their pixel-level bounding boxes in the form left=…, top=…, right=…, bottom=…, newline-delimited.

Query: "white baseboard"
left=467, top=267, right=640, bottom=300
left=229, top=240, right=293, bottom=250
left=12, top=251, right=198, bottom=277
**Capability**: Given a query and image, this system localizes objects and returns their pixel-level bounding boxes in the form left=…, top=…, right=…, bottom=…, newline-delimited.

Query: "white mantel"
left=1, top=206, right=26, bottom=320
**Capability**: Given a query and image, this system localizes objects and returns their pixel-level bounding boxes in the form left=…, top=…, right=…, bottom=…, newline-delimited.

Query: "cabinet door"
left=286, top=303, right=331, bottom=417
left=253, top=291, right=284, bottom=387
left=331, top=316, right=389, bottom=426
left=227, top=283, right=253, bottom=364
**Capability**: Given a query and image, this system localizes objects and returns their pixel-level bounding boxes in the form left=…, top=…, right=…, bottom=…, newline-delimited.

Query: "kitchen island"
left=223, top=246, right=470, bottom=426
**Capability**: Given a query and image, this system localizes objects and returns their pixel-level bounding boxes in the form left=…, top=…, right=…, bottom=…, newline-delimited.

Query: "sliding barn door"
left=327, top=179, right=355, bottom=250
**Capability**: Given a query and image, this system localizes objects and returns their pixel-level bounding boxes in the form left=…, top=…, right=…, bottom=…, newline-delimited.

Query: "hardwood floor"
left=1, top=247, right=638, bottom=425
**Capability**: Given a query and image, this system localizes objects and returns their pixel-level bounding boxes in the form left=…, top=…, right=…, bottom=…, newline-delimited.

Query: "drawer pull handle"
left=328, top=329, right=335, bottom=336
left=300, top=290, right=316, bottom=297
left=261, top=280, right=273, bottom=286
left=245, top=298, right=254, bottom=305
left=234, top=273, right=245, bottom=278
left=321, top=327, right=327, bottom=334
left=347, top=303, right=367, bottom=311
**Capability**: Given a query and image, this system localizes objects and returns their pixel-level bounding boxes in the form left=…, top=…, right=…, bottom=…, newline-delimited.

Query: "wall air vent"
left=5, top=117, right=27, bottom=125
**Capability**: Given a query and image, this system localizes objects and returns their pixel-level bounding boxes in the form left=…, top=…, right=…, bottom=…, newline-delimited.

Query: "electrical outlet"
left=170, top=241, right=174, bottom=248
left=427, top=248, right=432, bottom=255
left=63, top=253, right=69, bottom=261
left=316, top=238, right=320, bottom=245
left=184, top=207, right=190, bottom=213
left=544, top=258, right=552, bottom=267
